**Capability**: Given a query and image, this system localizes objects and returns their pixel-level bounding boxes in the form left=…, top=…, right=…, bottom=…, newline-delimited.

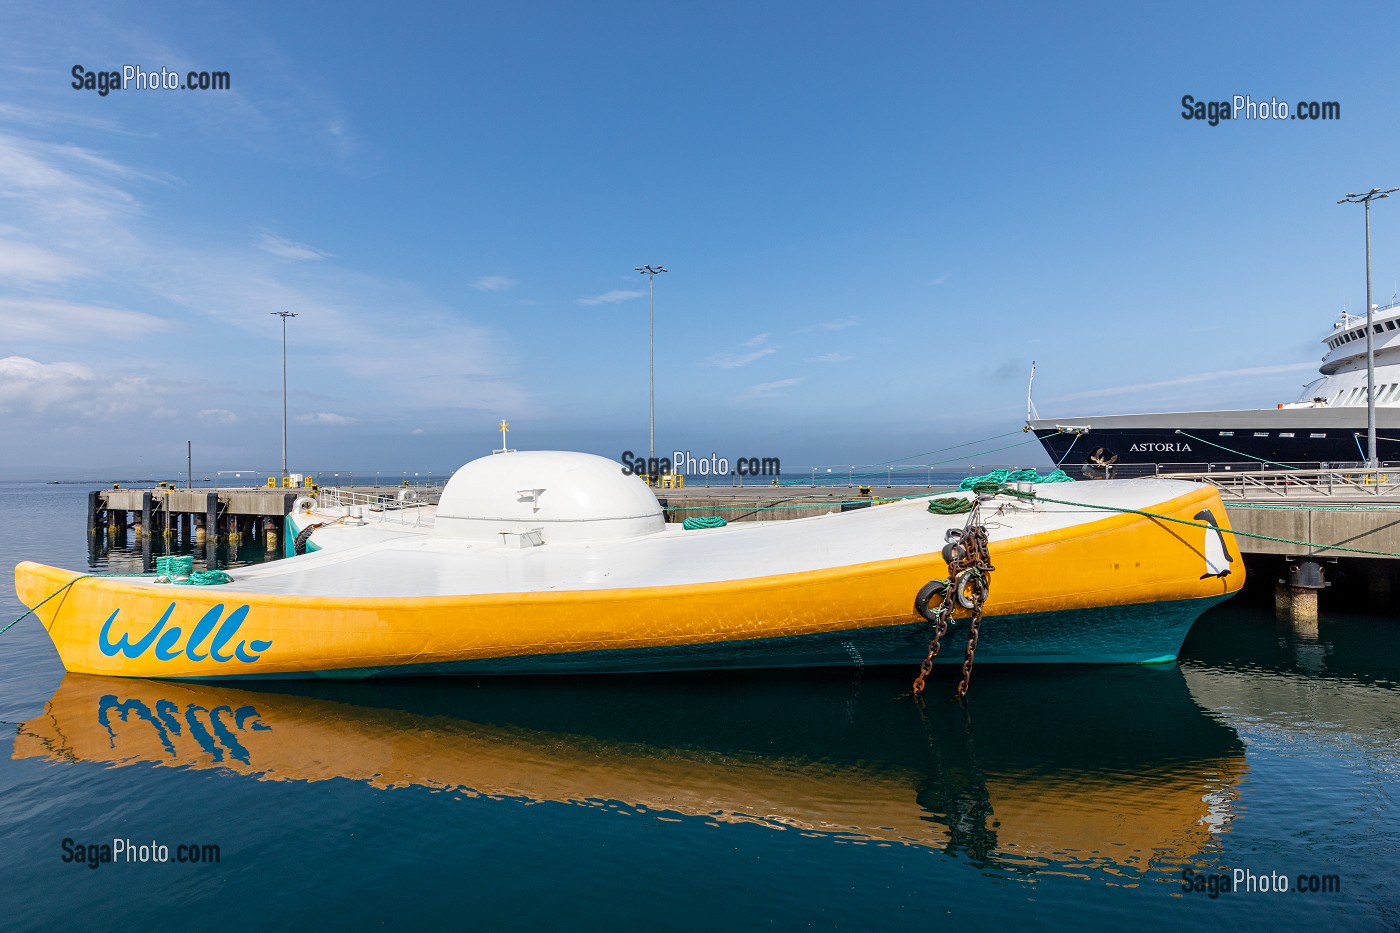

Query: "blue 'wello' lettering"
left=98, top=603, right=271, bottom=662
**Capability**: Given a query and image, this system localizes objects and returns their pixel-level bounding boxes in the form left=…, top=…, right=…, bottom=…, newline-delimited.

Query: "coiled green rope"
left=958, top=468, right=1073, bottom=492
left=155, top=555, right=194, bottom=576
left=682, top=516, right=729, bottom=530
left=150, top=555, right=231, bottom=584
left=185, top=569, right=233, bottom=585
left=928, top=468, right=1074, bottom=512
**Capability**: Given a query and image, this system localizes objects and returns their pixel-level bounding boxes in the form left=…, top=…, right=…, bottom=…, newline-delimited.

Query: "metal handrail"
left=316, top=486, right=440, bottom=526
left=1157, top=468, right=1400, bottom=499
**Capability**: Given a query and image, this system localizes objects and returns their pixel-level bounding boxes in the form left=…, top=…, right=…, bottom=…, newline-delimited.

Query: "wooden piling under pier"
left=93, top=487, right=310, bottom=549
left=91, top=486, right=439, bottom=554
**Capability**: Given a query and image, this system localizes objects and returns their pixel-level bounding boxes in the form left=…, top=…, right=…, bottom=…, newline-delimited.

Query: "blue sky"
left=3, top=1, right=1399, bottom=478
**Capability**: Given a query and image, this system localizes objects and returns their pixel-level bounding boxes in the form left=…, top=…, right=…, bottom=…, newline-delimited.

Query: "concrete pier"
left=92, top=487, right=309, bottom=563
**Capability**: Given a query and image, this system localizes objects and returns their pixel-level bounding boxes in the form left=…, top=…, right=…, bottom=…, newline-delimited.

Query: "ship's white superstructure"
left=1293, top=300, right=1400, bottom=408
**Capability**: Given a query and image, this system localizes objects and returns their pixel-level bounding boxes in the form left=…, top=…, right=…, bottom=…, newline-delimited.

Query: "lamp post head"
left=1339, top=188, right=1399, bottom=204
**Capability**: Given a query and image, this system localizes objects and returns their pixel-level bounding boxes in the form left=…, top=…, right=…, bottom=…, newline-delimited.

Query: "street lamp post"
left=634, top=265, right=667, bottom=468
left=1338, top=189, right=1398, bottom=468
left=271, top=311, right=298, bottom=481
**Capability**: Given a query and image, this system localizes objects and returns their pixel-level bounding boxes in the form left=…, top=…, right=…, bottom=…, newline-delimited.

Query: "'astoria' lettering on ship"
left=1129, top=443, right=1193, bottom=452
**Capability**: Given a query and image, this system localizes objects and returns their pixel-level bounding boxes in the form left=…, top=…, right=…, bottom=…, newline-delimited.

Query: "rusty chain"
left=956, top=595, right=984, bottom=699
left=911, top=500, right=994, bottom=699
left=910, top=597, right=949, bottom=695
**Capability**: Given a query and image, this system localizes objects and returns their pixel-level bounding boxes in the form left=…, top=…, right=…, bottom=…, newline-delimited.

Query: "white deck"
left=145, top=479, right=1207, bottom=599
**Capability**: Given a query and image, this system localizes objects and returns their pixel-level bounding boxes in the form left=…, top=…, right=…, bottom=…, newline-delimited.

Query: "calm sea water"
left=1, top=482, right=1397, bottom=930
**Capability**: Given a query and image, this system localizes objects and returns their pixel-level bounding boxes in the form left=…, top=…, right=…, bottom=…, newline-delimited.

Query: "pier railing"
left=1158, top=468, right=1400, bottom=499
left=315, top=486, right=440, bottom=526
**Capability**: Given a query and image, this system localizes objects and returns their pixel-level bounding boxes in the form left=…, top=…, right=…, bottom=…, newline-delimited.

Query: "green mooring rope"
left=152, top=555, right=232, bottom=585
left=0, top=575, right=92, bottom=638
left=927, top=468, right=1073, bottom=514
left=957, top=468, right=1073, bottom=493
left=682, top=516, right=729, bottom=530
left=156, top=555, right=193, bottom=576
left=1173, top=430, right=1301, bottom=471
left=184, top=570, right=234, bottom=585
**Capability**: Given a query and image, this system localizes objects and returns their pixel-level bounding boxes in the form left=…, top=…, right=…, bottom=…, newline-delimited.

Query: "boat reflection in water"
left=15, top=666, right=1245, bottom=883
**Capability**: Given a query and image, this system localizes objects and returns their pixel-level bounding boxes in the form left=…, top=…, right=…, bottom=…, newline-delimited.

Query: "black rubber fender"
left=941, top=542, right=966, bottom=564
left=914, top=579, right=949, bottom=623
left=953, top=568, right=988, bottom=610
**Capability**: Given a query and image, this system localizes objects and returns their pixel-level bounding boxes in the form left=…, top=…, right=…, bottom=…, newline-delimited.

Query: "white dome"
left=433, top=450, right=665, bottom=545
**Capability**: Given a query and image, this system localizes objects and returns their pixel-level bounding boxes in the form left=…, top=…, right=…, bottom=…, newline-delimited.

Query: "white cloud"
left=0, top=132, right=144, bottom=231
left=809, top=352, right=852, bottom=363
left=928, top=273, right=951, bottom=286
left=0, top=239, right=88, bottom=284
left=0, top=355, right=186, bottom=419
left=257, top=234, right=331, bottom=261
left=798, top=316, right=862, bottom=335
left=294, top=412, right=356, bottom=426
left=0, top=297, right=169, bottom=342
left=578, top=289, right=644, bottom=306
left=0, top=123, right=527, bottom=452
left=0, top=102, right=131, bottom=136
left=198, top=408, right=240, bottom=425
left=471, top=275, right=515, bottom=292
left=1048, top=362, right=1318, bottom=403
left=0, top=356, right=95, bottom=413
left=410, top=428, right=425, bottom=435
left=709, top=334, right=778, bottom=369
left=711, top=347, right=777, bottom=369
left=737, top=377, right=802, bottom=400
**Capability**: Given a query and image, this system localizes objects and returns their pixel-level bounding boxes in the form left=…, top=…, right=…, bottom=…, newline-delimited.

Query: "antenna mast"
left=1026, top=361, right=1039, bottom=422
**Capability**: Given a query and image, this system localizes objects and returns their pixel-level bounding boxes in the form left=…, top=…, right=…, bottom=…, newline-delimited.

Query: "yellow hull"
left=13, top=486, right=1243, bottom=679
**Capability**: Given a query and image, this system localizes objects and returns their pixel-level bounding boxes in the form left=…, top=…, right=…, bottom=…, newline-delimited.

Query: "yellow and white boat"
left=13, top=451, right=1244, bottom=680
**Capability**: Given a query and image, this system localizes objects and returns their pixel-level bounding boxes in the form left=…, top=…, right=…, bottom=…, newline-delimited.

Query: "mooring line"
left=1173, top=430, right=1301, bottom=471
left=1013, top=490, right=1400, bottom=558
left=1, top=575, right=92, bottom=638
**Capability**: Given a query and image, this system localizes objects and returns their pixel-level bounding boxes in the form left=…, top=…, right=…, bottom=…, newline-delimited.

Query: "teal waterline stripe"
left=160, top=593, right=1230, bottom=681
